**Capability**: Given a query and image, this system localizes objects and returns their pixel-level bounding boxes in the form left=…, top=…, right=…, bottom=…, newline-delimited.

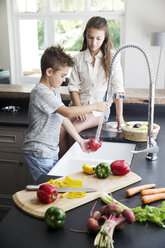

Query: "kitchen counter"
left=0, top=84, right=70, bottom=101
left=0, top=84, right=165, bottom=104
left=0, top=108, right=28, bottom=127
left=0, top=104, right=165, bottom=248
left=0, top=101, right=164, bottom=129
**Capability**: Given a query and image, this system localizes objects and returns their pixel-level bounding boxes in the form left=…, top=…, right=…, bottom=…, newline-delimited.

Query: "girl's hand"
left=116, top=115, right=124, bottom=130
left=77, top=114, right=88, bottom=122
left=78, top=139, right=91, bottom=153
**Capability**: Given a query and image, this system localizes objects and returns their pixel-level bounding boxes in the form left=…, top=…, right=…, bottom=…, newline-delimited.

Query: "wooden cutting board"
left=13, top=171, right=141, bottom=219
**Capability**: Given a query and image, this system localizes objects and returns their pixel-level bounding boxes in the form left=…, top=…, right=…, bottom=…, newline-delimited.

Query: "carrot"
left=142, top=193, right=165, bottom=204
left=141, top=188, right=165, bottom=196
left=126, top=184, right=156, bottom=197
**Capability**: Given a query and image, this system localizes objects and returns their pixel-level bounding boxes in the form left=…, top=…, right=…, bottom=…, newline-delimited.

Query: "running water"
left=95, top=113, right=105, bottom=139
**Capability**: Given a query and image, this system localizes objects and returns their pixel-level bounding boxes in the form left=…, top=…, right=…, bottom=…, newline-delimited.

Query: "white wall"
left=124, top=0, right=165, bottom=89
left=0, top=0, right=10, bottom=70
left=0, top=0, right=165, bottom=88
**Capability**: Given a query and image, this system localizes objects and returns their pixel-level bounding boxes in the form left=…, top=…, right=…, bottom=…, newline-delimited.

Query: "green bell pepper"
left=45, top=207, right=66, bottom=229
left=96, top=162, right=111, bottom=179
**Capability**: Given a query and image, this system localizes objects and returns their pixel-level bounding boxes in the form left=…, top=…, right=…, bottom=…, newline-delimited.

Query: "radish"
left=116, top=221, right=125, bottom=230
left=97, top=215, right=107, bottom=225
left=99, top=205, right=107, bottom=214
left=93, top=203, right=135, bottom=248
left=122, top=209, right=135, bottom=224
left=92, top=211, right=101, bottom=220
left=104, top=203, right=121, bottom=217
left=87, top=217, right=99, bottom=233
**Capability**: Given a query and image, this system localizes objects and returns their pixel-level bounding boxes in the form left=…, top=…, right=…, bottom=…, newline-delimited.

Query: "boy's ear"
left=46, top=67, right=53, bottom=76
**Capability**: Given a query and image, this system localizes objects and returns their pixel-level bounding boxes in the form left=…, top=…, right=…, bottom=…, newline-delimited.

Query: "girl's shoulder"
left=73, top=50, right=86, bottom=65
left=110, top=49, right=121, bottom=62
left=74, top=50, right=85, bottom=59
left=110, top=49, right=116, bottom=56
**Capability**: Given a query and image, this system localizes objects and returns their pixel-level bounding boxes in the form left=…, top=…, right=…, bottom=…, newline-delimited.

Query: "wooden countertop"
left=0, top=84, right=165, bottom=104
left=0, top=84, right=70, bottom=101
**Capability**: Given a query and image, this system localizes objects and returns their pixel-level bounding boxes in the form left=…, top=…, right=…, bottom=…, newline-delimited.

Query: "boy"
left=23, top=45, right=108, bottom=181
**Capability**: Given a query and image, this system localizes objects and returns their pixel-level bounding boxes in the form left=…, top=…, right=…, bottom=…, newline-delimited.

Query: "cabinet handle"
left=0, top=134, right=16, bottom=144
left=0, top=159, right=24, bottom=165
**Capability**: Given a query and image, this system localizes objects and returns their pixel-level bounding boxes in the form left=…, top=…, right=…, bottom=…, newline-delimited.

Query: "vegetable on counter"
left=37, top=184, right=58, bottom=203
left=110, top=160, right=130, bottom=176
left=126, top=184, right=165, bottom=204
left=47, top=176, right=82, bottom=188
left=95, top=162, right=111, bottom=179
left=82, top=163, right=96, bottom=175
left=101, top=192, right=165, bottom=228
left=87, top=202, right=135, bottom=248
left=45, top=207, right=66, bottom=229
left=46, top=176, right=85, bottom=199
left=88, top=138, right=102, bottom=152
left=141, top=188, right=165, bottom=196
left=61, top=191, right=86, bottom=199
left=126, top=184, right=156, bottom=197
left=142, top=193, right=165, bottom=204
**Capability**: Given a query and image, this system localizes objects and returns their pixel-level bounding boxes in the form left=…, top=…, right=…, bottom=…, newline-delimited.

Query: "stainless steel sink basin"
left=48, top=141, right=136, bottom=177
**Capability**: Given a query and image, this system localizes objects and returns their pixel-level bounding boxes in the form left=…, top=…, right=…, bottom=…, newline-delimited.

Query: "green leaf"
left=132, top=203, right=165, bottom=228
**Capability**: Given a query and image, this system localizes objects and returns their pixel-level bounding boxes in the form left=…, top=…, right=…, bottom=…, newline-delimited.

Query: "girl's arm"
left=115, top=96, right=124, bottom=130
left=111, top=52, right=124, bottom=130
left=62, top=117, right=90, bottom=153
left=70, top=91, right=81, bottom=106
left=70, top=91, right=88, bottom=122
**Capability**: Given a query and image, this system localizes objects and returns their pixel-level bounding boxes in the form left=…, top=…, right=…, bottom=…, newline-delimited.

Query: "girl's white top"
left=68, top=48, right=124, bottom=117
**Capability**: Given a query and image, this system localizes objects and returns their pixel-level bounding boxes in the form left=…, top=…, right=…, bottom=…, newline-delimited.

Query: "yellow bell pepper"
left=46, top=176, right=82, bottom=188
left=61, top=191, right=86, bottom=199
left=47, top=177, right=85, bottom=199
left=82, top=163, right=96, bottom=175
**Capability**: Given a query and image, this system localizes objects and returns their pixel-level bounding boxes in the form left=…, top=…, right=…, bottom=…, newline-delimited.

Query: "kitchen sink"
left=48, top=141, right=136, bottom=177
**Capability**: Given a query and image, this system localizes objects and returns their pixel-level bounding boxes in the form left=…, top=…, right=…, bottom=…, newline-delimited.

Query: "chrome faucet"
left=104, top=44, right=159, bottom=161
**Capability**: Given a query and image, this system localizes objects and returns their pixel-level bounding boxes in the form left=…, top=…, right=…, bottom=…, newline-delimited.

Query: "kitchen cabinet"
left=0, top=126, right=33, bottom=219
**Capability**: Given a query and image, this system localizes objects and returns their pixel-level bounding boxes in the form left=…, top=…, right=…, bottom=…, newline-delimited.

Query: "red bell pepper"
left=37, top=184, right=58, bottom=203
left=88, top=138, right=102, bottom=152
left=110, top=160, right=130, bottom=176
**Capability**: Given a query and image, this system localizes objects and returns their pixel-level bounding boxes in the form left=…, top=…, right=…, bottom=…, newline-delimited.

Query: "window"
left=7, top=0, right=125, bottom=84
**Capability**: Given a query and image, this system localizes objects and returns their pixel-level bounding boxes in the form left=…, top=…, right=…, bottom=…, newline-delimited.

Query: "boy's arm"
left=62, top=117, right=90, bottom=153
left=56, top=102, right=108, bottom=118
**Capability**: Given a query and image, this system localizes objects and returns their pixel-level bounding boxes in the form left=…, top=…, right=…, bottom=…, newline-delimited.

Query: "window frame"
left=7, top=0, right=125, bottom=85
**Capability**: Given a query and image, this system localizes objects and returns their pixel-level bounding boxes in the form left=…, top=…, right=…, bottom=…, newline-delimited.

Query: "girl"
left=68, top=16, right=124, bottom=132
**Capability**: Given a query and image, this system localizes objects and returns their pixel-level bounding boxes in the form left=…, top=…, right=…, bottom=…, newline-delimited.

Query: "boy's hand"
left=78, top=139, right=91, bottom=153
left=95, top=102, right=109, bottom=113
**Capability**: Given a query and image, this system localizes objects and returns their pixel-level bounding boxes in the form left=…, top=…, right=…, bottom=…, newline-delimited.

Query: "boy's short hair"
left=41, top=45, right=75, bottom=75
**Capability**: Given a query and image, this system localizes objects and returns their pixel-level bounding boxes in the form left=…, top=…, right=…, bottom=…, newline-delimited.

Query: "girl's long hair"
left=80, top=16, right=113, bottom=80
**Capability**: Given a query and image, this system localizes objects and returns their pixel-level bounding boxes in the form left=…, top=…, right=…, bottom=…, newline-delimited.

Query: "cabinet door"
left=0, top=127, right=26, bottom=149
left=0, top=152, right=33, bottom=195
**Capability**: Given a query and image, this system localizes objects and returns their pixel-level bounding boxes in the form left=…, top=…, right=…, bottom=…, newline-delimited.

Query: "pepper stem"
left=51, top=193, right=56, bottom=200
